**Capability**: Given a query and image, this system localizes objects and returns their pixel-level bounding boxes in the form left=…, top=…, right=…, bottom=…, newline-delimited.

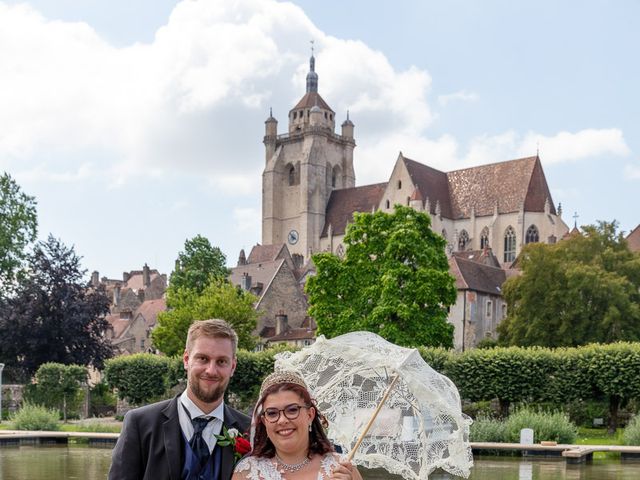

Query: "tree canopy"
left=306, top=205, right=456, bottom=348
left=0, top=235, right=113, bottom=381
left=152, top=278, right=258, bottom=356
left=0, top=172, right=38, bottom=295
left=169, top=235, right=228, bottom=295
left=498, top=221, right=640, bottom=347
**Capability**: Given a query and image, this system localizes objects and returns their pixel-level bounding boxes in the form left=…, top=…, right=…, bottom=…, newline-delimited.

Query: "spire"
left=306, top=40, right=318, bottom=93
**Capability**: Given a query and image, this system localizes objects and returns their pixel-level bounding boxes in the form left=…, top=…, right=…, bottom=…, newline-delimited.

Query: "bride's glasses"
left=262, top=404, right=310, bottom=423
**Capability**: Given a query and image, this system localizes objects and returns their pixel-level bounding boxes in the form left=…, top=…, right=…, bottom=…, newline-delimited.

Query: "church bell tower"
left=262, top=51, right=356, bottom=263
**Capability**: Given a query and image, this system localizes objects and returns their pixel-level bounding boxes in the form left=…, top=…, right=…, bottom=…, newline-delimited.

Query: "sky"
left=1, top=0, right=638, bottom=280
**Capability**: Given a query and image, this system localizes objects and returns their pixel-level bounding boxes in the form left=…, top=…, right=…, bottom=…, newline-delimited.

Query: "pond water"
left=1, top=447, right=640, bottom=479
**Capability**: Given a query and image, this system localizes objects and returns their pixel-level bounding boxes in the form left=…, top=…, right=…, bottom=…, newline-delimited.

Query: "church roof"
left=626, top=224, right=640, bottom=252
left=449, top=256, right=506, bottom=295
left=451, top=249, right=502, bottom=268
left=321, top=182, right=388, bottom=237
left=403, top=157, right=453, bottom=217
left=446, top=155, right=556, bottom=218
left=292, top=92, right=333, bottom=112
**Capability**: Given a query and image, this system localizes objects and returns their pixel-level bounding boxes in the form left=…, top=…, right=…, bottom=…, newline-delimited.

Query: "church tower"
left=262, top=52, right=356, bottom=263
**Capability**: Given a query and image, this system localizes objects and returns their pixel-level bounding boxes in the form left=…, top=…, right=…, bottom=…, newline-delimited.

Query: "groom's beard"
left=189, top=372, right=230, bottom=404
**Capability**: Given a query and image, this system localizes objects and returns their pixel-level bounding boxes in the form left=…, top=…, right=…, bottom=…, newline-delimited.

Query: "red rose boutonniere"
left=215, top=427, right=251, bottom=463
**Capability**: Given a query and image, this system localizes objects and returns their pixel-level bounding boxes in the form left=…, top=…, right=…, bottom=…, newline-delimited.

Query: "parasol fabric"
left=275, top=332, right=473, bottom=480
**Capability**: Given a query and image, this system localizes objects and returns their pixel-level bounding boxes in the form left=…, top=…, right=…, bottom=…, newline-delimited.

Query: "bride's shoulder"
left=234, top=455, right=279, bottom=479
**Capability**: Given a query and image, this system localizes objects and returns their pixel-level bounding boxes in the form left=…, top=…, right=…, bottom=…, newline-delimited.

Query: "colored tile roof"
left=135, top=298, right=167, bottom=328
left=228, top=259, right=285, bottom=300
left=247, top=244, right=286, bottom=264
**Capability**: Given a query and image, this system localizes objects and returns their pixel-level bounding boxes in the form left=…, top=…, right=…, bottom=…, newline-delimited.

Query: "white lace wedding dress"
left=234, top=453, right=341, bottom=480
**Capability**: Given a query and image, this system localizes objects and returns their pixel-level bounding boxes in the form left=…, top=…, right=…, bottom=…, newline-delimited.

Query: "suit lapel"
left=162, top=396, right=183, bottom=480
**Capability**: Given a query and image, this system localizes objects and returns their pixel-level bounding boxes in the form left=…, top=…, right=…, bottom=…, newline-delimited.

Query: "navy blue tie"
left=190, top=416, right=213, bottom=473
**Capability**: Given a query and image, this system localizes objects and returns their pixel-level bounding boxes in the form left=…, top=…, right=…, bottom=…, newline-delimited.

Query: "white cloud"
left=624, top=163, right=640, bottom=180
left=437, top=90, right=479, bottom=106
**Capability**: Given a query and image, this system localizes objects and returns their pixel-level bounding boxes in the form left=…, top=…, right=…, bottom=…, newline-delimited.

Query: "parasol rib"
left=346, top=373, right=400, bottom=462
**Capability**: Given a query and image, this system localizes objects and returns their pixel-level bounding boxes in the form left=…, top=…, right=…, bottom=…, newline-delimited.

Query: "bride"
left=232, top=371, right=363, bottom=480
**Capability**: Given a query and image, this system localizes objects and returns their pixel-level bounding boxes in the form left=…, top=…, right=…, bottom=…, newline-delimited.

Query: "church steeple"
left=306, top=46, right=318, bottom=93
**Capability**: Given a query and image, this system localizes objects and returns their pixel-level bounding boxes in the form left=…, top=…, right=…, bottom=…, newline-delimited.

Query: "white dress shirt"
left=179, top=390, right=225, bottom=453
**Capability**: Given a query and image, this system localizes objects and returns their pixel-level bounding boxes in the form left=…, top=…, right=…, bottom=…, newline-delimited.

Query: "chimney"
left=123, top=271, right=130, bottom=283
left=240, top=272, right=252, bottom=291
left=275, top=311, right=288, bottom=335
left=91, top=271, right=99, bottom=287
left=143, top=263, right=151, bottom=287
left=138, top=289, right=145, bottom=303
left=113, top=285, right=121, bottom=306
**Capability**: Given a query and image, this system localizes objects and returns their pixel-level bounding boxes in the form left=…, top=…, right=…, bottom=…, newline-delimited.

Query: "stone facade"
left=260, top=55, right=570, bottom=348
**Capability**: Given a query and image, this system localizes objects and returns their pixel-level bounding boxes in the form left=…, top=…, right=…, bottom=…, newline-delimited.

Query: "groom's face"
left=183, top=335, right=237, bottom=410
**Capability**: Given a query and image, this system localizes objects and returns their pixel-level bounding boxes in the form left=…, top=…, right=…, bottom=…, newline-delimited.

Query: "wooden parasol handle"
left=346, top=374, right=400, bottom=462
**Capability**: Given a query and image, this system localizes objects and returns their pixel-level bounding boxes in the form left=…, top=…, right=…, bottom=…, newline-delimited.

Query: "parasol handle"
left=346, top=374, right=400, bottom=462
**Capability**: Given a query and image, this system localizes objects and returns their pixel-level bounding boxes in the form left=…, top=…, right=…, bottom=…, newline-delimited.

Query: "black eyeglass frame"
left=261, top=403, right=311, bottom=423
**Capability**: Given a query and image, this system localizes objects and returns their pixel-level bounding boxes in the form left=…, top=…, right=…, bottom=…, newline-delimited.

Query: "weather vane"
left=310, top=39, right=314, bottom=56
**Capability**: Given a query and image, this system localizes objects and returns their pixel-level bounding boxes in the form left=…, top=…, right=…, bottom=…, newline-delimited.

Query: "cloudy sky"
left=1, top=0, right=638, bottom=280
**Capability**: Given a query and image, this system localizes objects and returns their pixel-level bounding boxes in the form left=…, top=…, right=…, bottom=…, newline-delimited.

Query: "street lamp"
left=0, top=363, right=4, bottom=422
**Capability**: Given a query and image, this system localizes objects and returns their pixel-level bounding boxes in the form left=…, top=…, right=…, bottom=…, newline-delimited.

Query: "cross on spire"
left=310, top=39, right=314, bottom=56
left=573, top=211, right=579, bottom=229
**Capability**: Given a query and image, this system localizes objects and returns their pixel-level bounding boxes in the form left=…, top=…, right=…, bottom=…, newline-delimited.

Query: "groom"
left=108, top=319, right=251, bottom=480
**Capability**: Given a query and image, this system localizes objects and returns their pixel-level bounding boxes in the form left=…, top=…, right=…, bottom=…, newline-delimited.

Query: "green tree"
left=306, top=205, right=456, bottom=347
left=498, top=221, right=640, bottom=347
left=152, top=278, right=258, bottom=356
left=0, top=172, right=38, bottom=294
left=0, top=235, right=113, bottom=380
left=104, top=353, right=173, bottom=406
left=30, top=363, right=87, bottom=422
left=169, top=235, right=228, bottom=295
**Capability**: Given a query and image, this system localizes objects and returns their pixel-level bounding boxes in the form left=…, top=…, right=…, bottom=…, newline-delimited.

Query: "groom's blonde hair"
left=185, top=319, right=238, bottom=355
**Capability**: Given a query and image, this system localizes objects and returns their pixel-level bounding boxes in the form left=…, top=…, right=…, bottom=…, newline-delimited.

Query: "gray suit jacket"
left=108, top=395, right=251, bottom=480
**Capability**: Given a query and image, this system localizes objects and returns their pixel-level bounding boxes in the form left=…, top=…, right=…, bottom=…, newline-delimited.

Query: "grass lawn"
left=576, top=427, right=624, bottom=459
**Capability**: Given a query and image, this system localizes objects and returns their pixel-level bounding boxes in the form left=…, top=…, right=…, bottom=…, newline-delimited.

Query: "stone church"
left=250, top=53, right=570, bottom=349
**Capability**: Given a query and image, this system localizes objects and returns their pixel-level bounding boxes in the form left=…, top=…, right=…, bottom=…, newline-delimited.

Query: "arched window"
left=480, top=227, right=490, bottom=249
left=385, top=199, right=390, bottom=209
left=458, top=230, right=470, bottom=251
left=397, top=180, right=402, bottom=189
left=504, top=226, right=516, bottom=263
left=288, top=164, right=296, bottom=186
left=526, top=224, right=539, bottom=244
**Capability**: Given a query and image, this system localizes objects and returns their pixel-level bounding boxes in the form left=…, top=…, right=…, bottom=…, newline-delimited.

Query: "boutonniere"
left=215, top=426, right=251, bottom=463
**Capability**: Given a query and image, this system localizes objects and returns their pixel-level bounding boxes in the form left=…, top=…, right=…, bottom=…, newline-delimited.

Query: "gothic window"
left=385, top=199, right=390, bottom=209
left=458, top=230, right=470, bottom=251
left=504, top=226, right=516, bottom=263
left=398, top=180, right=402, bottom=189
left=336, top=244, right=344, bottom=258
left=526, top=224, right=540, bottom=244
left=480, top=227, right=490, bottom=249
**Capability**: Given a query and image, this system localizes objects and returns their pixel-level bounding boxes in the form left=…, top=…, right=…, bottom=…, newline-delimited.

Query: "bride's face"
left=261, top=389, right=315, bottom=457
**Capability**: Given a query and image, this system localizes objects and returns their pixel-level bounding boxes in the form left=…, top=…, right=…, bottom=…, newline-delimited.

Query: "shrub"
left=470, top=416, right=507, bottom=442
left=505, top=407, right=577, bottom=444
left=104, top=353, right=172, bottom=405
left=89, top=381, right=117, bottom=417
left=11, top=403, right=60, bottom=431
left=623, top=415, right=640, bottom=446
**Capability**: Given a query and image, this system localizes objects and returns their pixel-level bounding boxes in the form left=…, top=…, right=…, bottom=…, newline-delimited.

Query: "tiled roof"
left=403, top=158, right=452, bottom=217
left=267, top=327, right=315, bottom=342
left=449, top=256, right=506, bottom=295
left=247, top=244, right=286, bottom=264
left=321, top=183, right=388, bottom=237
left=228, top=259, right=285, bottom=300
left=451, top=249, right=501, bottom=268
left=124, top=270, right=162, bottom=291
left=446, top=156, right=555, bottom=218
left=106, top=314, right=130, bottom=339
left=292, top=92, right=333, bottom=112
left=627, top=224, right=640, bottom=253
left=135, top=298, right=167, bottom=328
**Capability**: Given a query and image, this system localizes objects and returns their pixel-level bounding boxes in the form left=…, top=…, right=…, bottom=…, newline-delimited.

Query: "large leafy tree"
left=0, top=172, right=38, bottom=294
left=0, top=235, right=113, bottom=381
left=498, top=221, right=640, bottom=347
left=169, top=235, right=228, bottom=295
left=306, top=205, right=456, bottom=348
left=152, top=278, right=258, bottom=356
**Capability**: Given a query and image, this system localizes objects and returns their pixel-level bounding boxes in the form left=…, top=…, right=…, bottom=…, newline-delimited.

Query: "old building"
left=228, top=244, right=314, bottom=349
left=626, top=224, right=640, bottom=253
left=257, top=53, right=570, bottom=349
left=93, top=264, right=167, bottom=355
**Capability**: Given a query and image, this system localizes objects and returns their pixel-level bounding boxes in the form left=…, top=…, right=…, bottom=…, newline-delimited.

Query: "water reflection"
left=0, top=447, right=639, bottom=479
